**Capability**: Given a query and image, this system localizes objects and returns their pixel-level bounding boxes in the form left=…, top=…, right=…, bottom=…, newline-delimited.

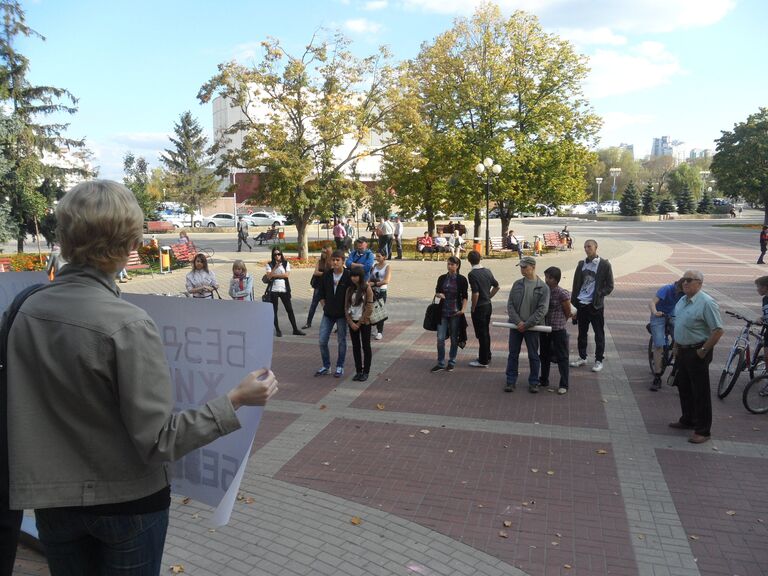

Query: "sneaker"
left=650, top=376, right=662, bottom=391
left=293, top=329, right=306, bottom=336
left=528, top=385, right=539, bottom=394
left=301, top=324, right=311, bottom=330
left=570, top=358, right=587, bottom=368
left=375, top=332, right=383, bottom=341
left=275, top=329, right=283, bottom=338
left=352, top=373, right=362, bottom=381
left=431, top=365, right=445, bottom=373
left=539, top=380, right=549, bottom=388
left=504, top=383, right=515, bottom=393
left=359, top=373, right=369, bottom=382
left=591, top=361, right=603, bottom=372
left=315, top=367, right=330, bottom=377
left=557, top=387, right=567, bottom=395
left=469, top=360, right=488, bottom=368
left=446, top=363, right=455, bottom=372
left=334, top=367, right=344, bottom=378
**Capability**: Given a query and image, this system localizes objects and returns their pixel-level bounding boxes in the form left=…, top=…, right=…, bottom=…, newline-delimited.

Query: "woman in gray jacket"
left=5, top=180, right=278, bottom=576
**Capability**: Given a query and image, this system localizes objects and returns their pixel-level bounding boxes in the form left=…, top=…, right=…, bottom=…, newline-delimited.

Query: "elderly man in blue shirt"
left=346, top=237, right=375, bottom=281
left=671, top=270, right=724, bottom=444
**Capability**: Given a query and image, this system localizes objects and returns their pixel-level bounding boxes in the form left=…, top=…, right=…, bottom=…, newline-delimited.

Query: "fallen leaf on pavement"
left=236, top=492, right=244, bottom=501
left=637, top=535, right=644, bottom=540
left=181, top=497, right=190, bottom=505
left=531, top=468, right=539, bottom=473
left=191, top=513, right=200, bottom=520
left=555, top=532, right=562, bottom=538
left=245, top=497, right=254, bottom=504
left=726, top=510, right=736, bottom=516
left=322, top=461, right=330, bottom=466
left=595, top=449, right=608, bottom=455
left=419, top=429, right=430, bottom=434
left=169, top=565, right=185, bottom=574
left=689, top=535, right=699, bottom=540
left=546, top=470, right=555, bottom=476
left=350, top=516, right=362, bottom=525
left=498, top=530, right=508, bottom=538
left=448, top=449, right=454, bottom=453
left=503, top=520, right=512, bottom=527
left=376, top=403, right=385, bottom=410
left=551, top=541, right=559, bottom=546
left=319, top=404, right=327, bottom=410
left=564, top=564, right=572, bottom=570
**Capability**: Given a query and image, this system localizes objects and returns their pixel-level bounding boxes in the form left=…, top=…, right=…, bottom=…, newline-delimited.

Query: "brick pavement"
left=12, top=222, right=768, bottom=576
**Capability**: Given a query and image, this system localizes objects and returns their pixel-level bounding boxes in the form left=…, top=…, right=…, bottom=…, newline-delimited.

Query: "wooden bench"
left=125, top=250, right=152, bottom=276
left=171, top=242, right=198, bottom=265
left=542, top=231, right=563, bottom=251
left=254, top=227, right=280, bottom=245
left=0, top=257, right=12, bottom=272
left=490, top=236, right=525, bottom=255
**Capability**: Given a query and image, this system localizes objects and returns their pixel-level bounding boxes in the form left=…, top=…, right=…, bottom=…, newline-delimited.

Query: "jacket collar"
left=55, top=265, right=120, bottom=297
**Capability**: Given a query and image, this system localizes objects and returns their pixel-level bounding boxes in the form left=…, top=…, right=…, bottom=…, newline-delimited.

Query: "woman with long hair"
left=185, top=253, right=218, bottom=298
left=346, top=266, right=374, bottom=381
left=432, top=255, right=468, bottom=372
left=369, top=250, right=391, bottom=340
left=229, top=259, right=253, bottom=301
left=303, top=244, right=333, bottom=329
left=266, top=247, right=305, bottom=337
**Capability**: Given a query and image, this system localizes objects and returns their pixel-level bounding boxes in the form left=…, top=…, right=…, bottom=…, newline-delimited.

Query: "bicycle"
left=717, top=311, right=765, bottom=400
left=743, top=373, right=768, bottom=414
left=646, top=314, right=676, bottom=389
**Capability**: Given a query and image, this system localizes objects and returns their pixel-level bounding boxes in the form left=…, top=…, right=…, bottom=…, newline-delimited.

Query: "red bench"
left=125, top=250, right=152, bottom=276
left=170, top=242, right=214, bottom=266
left=0, top=257, right=12, bottom=272
left=542, top=231, right=563, bottom=251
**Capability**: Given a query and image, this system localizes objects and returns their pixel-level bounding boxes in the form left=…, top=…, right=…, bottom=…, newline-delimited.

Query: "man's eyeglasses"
left=681, top=277, right=700, bottom=283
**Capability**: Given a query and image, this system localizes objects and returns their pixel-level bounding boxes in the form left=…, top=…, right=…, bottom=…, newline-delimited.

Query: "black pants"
left=271, top=291, right=299, bottom=332
left=375, top=291, right=387, bottom=333
left=378, top=235, right=392, bottom=259
left=350, top=324, right=372, bottom=374
left=540, top=329, right=569, bottom=388
left=335, top=237, right=344, bottom=250
left=471, top=303, right=492, bottom=365
left=237, top=233, right=252, bottom=251
left=0, top=508, right=21, bottom=576
left=576, top=302, right=605, bottom=361
left=759, top=244, right=766, bottom=264
left=673, top=347, right=713, bottom=436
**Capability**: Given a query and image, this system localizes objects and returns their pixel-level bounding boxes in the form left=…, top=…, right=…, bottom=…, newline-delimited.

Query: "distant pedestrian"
left=229, top=259, right=254, bottom=301
left=450, top=229, right=465, bottom=259
left=670, top=270, right=723, bottom=444
left=369, top=250, right=391, bottom=340
left=344, top=218, right=356, bottom=251
left=332, top=219, right=347, bottom=250
left=316, top=250, right=353, bottom=378
left=757, top=225, right=768, bottom=264
left=505, top=256, right=549, bottom=393
left=570, top=239, right=614, bottom=372
left=393, top=216, right=404, bottom=259
left=303, top=244, right=333, bottom=329
left=346, top=237, right=375, bottom=281
left=265, top=247, right=305, bottom=337
left=431, top=256, right=468, bottom=373
left=346, top=267, right=374, bottom=381
left=540, top=267, right=572, bottom=394
left=376, top=217, right=394, bottom=259
left=467, top=250, right=499, bottom=368
left=237, top=216, right=253, bottom=252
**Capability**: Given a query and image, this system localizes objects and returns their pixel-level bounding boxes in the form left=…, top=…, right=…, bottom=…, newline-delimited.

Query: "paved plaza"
left=13, top=218, right=768, bottom=576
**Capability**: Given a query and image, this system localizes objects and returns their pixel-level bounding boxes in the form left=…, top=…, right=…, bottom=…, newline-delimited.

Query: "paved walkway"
left=13, top=221, right=768, bottom=576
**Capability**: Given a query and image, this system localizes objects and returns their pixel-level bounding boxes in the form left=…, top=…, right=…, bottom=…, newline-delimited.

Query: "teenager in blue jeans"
left=431, top=256, right=468, bottom=372
left=316, top=250, right=352, bottom=378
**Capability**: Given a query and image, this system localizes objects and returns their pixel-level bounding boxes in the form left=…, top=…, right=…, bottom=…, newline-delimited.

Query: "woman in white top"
left=369, top=249, right=392, bottom=340
left=185, top=253, right=218, bottom=298
left=450, top=229, right=465, bottom=258
left=265, top=247, right=305, bottom=337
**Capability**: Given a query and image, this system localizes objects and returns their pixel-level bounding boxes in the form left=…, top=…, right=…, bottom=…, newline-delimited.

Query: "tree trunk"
left=500, top=216, right=511, bottom=238
left=764, top=204, right=768, bottom=226
left=17, top=235, right=24, bottom=253
left=473, top=208, right=481, bottom=240
left=296, top=218, right=310, bottom=261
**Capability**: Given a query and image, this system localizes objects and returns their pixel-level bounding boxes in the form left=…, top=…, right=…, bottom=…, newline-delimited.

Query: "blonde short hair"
left=232, top=259, right=247, bottom=274
left=56, top=180, right=144, bottom=269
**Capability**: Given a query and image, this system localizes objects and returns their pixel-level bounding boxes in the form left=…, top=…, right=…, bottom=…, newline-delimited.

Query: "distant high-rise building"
left=651, top=136, right=686, bottom=163
left=617, top=143, right=634, bottom=158
left=688, top=148, right=713, bottom=161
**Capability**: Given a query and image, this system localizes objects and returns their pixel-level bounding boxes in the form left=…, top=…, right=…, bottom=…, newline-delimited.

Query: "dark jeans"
left=436, top=315, right=461, bottom=367
left=350, top=324, right=372, bottom=374
left=540, top=329, right=569, bottom=388
left=505, top=329, right=540, bottom=386
left=673, top=347, right=713, bottom=436
left=237, top=233, right=252, bottom=251
left=378, top=235, right=392, bottom=259
left=576, top=302, right=606, bottom=362
left=375, top=291, right=387, bottom=333
left=319, top=315, right=347, bottom=369
left=471, top=303, right=492, bottom=365
left=394, top=235, right=402, bottom=259
left=0, top=509, right=21, bottom=576
left=759, top=244, right=766, bottom=264
left=271, top=291, right=299, bottom=332
left=305, top=286, right=322, bottom=326
left=334, top=237, right=344, bottom=250
left=35, top=507, right=169, bottom=576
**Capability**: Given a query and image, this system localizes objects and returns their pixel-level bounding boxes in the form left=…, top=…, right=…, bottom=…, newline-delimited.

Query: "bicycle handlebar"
left=726, top=310, right=754, bottom=324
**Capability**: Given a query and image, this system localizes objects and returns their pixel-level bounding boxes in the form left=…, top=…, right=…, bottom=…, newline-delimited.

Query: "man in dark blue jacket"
left=317, top=250, right=352, bottom=378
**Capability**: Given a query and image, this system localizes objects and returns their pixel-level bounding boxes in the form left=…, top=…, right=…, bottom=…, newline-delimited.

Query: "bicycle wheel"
left=743, top=374, right=768, bottom=414
left=749, top=342, right=764, bottom=379
left=717, top=347, right=744, bottom=399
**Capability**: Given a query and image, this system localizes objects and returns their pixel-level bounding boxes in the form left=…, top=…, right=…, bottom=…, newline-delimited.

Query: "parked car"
left=244, top=211, right=286, bottom=227
left=600, top=200, right=620, bottom=213
left=534, top=203, right=556, bottom=216
left=161, top=213, right=203, bottom=228
left=202, top=212, right=237, bottom=227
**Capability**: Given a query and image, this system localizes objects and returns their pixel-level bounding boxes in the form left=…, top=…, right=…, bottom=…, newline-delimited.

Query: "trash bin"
left=160, top=246, right=172, bottom=274
left=473, top=238, right=482, bottom=253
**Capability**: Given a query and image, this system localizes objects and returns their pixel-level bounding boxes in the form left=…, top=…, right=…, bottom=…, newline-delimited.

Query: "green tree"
left=619, top=181, right=640, bottom=216
left=641, top=181, right=656, bottom=215
left=667, top=162, right=702, bottom=201
left=123, top=153, right=154, bottom=218
left=410, top=5, right=600, bottom=238
left=161, top=111, right=219, bottom=227
left=658, top=196, right=675, bottom=215
left=199, top=32, right=397, bottom=259
left=0, top=1, right=87, bottom=251
left=711, top=108, right=768, bottom=223
left=639, top=155, right=675, bottom=197
left=697, top=190, right=713, bottom=214
left=676, top=187, right=695, bottom=214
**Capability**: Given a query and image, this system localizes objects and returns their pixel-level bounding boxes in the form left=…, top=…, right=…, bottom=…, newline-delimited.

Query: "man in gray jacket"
left=505, top=256, right=550, bottom=393
left=6, top=181, right=278, bottom=575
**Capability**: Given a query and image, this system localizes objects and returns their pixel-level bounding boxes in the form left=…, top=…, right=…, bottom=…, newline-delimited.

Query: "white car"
left=202, top=212, right=237, bottom=227
left=571, top=204, right=590, bottom=215
left=244, top=211, right=286, bottom=227
left=161, top=213, right=203, bottom=228
left=534, top=203, right=556, bottom=216
left=600, top=200, right=620, bottom=213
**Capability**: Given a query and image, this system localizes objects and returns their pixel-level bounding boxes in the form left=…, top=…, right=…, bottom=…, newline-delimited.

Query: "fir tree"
left=641, top=182, right=656, bottom=215
left=676, top=187, right=695, bottom=214
left=619, top=181, right=640, bottom=216
left=658, top=197, right=675, bottom=215
left=697, top=191, right=713, bottom=214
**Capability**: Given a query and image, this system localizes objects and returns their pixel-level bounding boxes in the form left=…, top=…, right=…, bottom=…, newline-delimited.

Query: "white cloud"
left=585, top=41, right=683, bottom=99
left=231, top=41, right=262, bottom=64
left=557, top=26, right=627, bottom=47
left=364, top=0, right=389, bottom=10
left=344, top=18, right=383, bottom=34
left=90, top=133, right=171, bottom=180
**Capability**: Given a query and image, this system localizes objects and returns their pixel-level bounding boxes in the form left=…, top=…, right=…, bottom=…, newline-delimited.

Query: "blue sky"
left=17, top=0, right=767, bottom=180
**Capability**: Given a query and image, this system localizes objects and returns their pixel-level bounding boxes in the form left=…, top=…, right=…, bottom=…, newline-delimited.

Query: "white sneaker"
left=591, top=361, right=603, bottom=372
left=468, top=360, right=488, bottom=368
left=570, top=358, right=586, bottom=367
left=375, top=332, right=383, bottom=340
left=558, top=387, right=568, bottom=395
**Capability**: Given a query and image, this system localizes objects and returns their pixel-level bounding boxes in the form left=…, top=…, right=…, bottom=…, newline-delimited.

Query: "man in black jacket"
left=570, top=239, right=614, bottom=373
left=317, top=250, right=352, bottom=378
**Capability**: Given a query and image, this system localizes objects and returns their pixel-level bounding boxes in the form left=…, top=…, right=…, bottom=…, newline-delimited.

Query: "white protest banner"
left=492, top=321, right=552, bottom=333
left=0, top=272, right=49, bottom=314
left=124, top=294, right=273, bottom=526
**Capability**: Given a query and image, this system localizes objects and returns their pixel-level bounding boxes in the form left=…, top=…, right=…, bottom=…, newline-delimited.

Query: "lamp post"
left=595, top=177, right=603, bottom=206
left=699, top=170, right=710, bottom=201
left=609, top=168, right=621, bottom=212
left=475, top=157, right=502, bottom=256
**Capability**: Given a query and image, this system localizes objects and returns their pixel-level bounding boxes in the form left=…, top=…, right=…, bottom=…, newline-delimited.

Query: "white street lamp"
left=609, top=167, right=621, bottom=212
left=475, top=158, right=502, bottom=256
left=595, top=177, right=603, bottom=205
